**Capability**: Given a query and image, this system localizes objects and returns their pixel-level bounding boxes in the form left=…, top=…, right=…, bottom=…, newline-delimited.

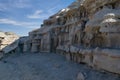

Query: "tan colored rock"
left=0, top=31, right=19, bottom=51
left=93, top=48, right=120, bottom=74
left=0, top=0, right=119, bottom=76
left=3, top=40, right=19, bottom=54
left=83, top=0, right=119, bottom=16
left=21, top=0, right=120, bottom=75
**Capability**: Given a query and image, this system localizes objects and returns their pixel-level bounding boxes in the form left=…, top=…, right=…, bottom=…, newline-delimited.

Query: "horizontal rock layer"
left=3, top=0, right=120, bottom=75
left=23, top=0, right=120, bottom=74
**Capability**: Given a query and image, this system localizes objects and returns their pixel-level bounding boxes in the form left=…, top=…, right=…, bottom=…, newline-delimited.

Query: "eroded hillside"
left=1, top=0, right=120, bottom=77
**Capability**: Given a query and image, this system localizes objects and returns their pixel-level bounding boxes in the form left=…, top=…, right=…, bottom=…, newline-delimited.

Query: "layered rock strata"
left=4, top=0, right=120, bottom=75
left=0, top=31, right=19, bottom=50
left=22, top=0, right=120, bottom=74
left=0, top=31, right=19, bottom=58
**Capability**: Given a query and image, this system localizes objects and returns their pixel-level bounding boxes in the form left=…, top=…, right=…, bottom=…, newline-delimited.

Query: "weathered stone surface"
left=70, top=46, right=79, bottom=53
left=77, top=72, right=85, bottom=80
left=3, top=40, right=19, bottom=54
left=65, top=52, right=71, bottom=61
left=93, top=48, right=120, bottom=74
left=21, top=0, right=120, bottom=75
left=4, top=0, right=120, bottom=75
left=0, top=31, right=19, bottom=51
left=0, top=51, right=3, bottom=59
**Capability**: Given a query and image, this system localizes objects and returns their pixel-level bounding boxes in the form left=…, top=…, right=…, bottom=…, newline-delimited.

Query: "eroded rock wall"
left=0, top=31, right=19, bottom=58
left=0, top=31, right=19, bottom=50
left=24, top=0, right=120, bottom=74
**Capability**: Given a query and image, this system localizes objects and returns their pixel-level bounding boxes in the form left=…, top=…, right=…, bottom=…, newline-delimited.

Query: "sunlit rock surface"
left=0, top=31, right=19, bottom=58
left=2, top=0, right=120, bottom=75
left=22, top=0, right=120, bottom=74
left=0, top=31, right=19, bottom=50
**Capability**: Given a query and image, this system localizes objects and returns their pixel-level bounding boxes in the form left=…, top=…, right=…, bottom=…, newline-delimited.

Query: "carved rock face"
left=27, top=0, right=120, bottom=51
left=23, top=0, right=120, bottom=75
left=85, top=7, right=120, bottom=48
left=83, top=0, right=119, bottom=15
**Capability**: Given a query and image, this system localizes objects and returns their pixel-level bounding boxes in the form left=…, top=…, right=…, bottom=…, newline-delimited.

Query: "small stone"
left=77, top=72, right=85, bottom=80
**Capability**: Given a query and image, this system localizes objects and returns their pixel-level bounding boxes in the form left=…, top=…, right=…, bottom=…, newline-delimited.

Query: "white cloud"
left=0, top=18, right=40, bottom=29
left=0, top=0, right=31, bottom=11
left=48, top=5, right=61, bottom=13
left=27, top=10, right=51, bottom=20
left=27, top=10, right=44, bottom=19
left=13, top=0, right=31, bottom=8
left=27, top=1, right=62, bottom=20
left=27, top=8, right=58, bottom=19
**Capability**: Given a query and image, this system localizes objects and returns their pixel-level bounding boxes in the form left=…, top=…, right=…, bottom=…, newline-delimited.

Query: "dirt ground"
left=0, top=52, right=119, bottom=80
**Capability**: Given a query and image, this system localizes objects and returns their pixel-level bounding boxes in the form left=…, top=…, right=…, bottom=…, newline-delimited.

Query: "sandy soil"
left=0, top=53, right=119, bottom=80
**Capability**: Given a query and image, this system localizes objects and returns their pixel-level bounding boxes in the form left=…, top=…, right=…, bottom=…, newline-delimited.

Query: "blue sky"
left=0, top=0, right=75, bottom=36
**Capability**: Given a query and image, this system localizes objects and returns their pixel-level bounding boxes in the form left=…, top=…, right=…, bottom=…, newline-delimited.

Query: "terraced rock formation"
left=2, top=0, right=120, bottom=75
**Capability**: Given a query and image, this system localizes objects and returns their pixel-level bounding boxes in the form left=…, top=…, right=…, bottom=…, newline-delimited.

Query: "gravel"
left=0, top=52, right=119, bottom=80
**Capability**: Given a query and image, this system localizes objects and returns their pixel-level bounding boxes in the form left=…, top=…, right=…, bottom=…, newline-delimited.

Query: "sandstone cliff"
left=0, top=31, right=19, bottom=58
left=21, top=0, right=120, bottom=74
left=3, top=0, right=120, bottom=75
left=0, top=31, right=19, bottom=50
